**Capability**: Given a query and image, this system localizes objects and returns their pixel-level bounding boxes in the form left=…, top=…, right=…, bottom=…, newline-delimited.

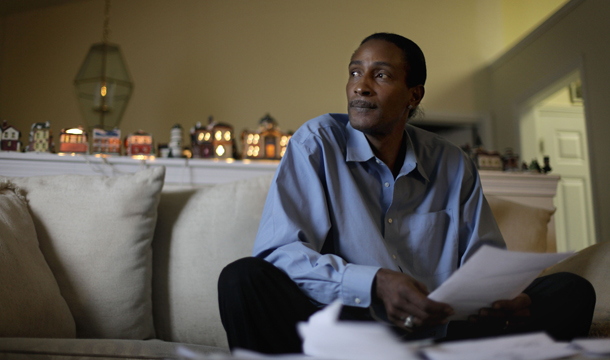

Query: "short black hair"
left=360, top=33, right=427, bottom=88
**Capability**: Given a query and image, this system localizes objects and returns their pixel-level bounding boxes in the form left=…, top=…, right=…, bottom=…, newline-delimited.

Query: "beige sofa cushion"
left=487, top=196, right=555, bottom=253
left=4, top=167, right=165, bottom=339
left=541, top=240, right=610, bottom=337
left=153, top=174, right=274, bottom=348
left=0, top=180, right=75, bottom=338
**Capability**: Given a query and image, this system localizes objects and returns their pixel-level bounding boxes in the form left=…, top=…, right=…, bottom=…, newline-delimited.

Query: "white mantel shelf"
left=479, top=170, right=560, bottom=198
left=0, top=152, right=559, bottom=197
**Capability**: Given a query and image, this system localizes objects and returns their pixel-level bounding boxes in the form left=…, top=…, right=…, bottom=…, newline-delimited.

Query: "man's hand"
left=469, top=293, right=532, bottom=327
left=374, top=269, right=454, bottom=330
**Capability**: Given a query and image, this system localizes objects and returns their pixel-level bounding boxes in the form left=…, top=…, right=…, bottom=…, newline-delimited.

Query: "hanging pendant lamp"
left=74, top=0, right=133, bottom=131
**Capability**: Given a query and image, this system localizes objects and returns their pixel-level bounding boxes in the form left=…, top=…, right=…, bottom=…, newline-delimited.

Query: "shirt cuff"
left=340, top=264, right=381, bottom=308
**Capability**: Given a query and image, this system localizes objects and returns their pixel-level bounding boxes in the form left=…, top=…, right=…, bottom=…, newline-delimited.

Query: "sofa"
left=0, top=166, right=607, bottom=359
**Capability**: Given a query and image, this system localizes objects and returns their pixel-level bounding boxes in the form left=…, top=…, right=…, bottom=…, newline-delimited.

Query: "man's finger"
left=492, top=293, right=532, bottom=311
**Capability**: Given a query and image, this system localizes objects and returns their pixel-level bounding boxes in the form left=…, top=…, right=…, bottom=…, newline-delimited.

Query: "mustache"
left=349, top=100, right=377, bottom=109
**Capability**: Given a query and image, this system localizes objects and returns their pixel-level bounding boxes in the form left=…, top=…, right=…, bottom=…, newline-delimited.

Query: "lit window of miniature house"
left=0, top=120, right=21, bottom=152
left=190, top=116, right=234, bottom=159
left=125, top=130, right=153, bottom=157
left=242, top=114, right=291, bottom=160
left=27, top=122, right=53, bottom=153
left=92, top=128, right=121, bottom=155
left=59, top=126, right=88, bottom=154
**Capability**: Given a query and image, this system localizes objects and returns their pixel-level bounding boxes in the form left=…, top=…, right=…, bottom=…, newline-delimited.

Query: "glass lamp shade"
left=74, top=42, right=133, bottom=131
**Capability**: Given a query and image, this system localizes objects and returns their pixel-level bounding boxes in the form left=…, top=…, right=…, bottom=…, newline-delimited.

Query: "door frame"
left=512, top=56, right=600, bottom=246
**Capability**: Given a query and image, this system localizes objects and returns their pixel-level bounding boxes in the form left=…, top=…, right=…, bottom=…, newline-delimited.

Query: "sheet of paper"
left=571, top=338, right=610, bottom=355
left=297, top=300, right=419, bottom=360
left=428, top=245, right=573, bottom=320
left=421, top=333, right=579, bottom=360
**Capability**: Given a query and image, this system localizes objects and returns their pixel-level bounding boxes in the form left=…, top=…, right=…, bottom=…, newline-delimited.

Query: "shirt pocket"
left=400, top=209, right=458, bottom=277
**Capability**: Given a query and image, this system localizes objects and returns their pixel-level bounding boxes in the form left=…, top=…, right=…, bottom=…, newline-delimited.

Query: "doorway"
left=519, top=71, right=596, bottom=252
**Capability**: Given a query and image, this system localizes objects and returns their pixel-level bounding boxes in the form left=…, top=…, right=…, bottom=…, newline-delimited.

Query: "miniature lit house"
left=190, top=116, right=234, bottom=159
left=242, top=114, right=291, bottom=160
left=27, top=122, right=53, bottom=153
left=92, top=128, right=121, bottom=155
left=190, top=121, right=213, bottom=158
left=59, top=126, right=88, bottom=154
left=1, top=120, right=21, bottom=152
left=125, top=130, right=153, bottom=156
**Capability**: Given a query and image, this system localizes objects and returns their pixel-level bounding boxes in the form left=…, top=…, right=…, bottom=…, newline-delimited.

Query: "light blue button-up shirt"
left=253, top=113, right=505, bottom=315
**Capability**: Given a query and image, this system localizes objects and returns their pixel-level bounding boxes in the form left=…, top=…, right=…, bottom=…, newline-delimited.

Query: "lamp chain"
left=102, top=0, right=110, bottom=44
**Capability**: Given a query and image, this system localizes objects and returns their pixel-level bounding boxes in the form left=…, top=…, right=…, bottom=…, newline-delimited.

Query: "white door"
left=536, top=106, right=596, bottom=252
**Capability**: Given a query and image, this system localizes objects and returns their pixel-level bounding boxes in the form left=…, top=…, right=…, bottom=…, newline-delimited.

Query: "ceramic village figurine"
left=59, top=126, right=88, bottom=154
left=27, top=121, right=54, bottom=153
left=190, top=116, right=234, bottom=159
left=241, top=113, right=291, bottom=160
left=92, top=128, right=121, bottom=155
left=0, top=120, right=21, bottom=152
left=125, top=130, right=153, bottom=157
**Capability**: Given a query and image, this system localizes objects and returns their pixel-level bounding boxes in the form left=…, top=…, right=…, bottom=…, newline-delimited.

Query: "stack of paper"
left=297, top=300, right=419, bottom=360
left=428, top=245, right=574, bottom=320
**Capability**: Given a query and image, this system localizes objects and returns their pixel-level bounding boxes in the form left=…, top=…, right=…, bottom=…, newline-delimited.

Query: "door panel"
left=537, top=107, right=595, bottom=251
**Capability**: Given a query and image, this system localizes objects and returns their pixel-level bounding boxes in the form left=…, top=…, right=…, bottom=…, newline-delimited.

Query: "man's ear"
left=410, top=85, right=425, bottom=105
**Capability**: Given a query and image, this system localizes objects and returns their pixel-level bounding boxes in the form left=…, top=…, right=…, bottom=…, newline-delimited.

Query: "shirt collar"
left=345, top=121, right=429, bottom=182
left=346, top=122, right=375, bottom=162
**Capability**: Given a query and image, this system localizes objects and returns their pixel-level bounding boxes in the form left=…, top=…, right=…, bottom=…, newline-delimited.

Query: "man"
left=218, top=33, right=595, bottom=354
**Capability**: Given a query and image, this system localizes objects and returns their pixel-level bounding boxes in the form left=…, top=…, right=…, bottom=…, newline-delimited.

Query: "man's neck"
left=366, top=130, right=407, bottom=179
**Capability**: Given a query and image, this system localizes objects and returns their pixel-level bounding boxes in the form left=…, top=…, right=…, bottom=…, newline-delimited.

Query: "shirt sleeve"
left=457, top=156, right=507, bottom=266
left=252, top=133, right=380, bottom=308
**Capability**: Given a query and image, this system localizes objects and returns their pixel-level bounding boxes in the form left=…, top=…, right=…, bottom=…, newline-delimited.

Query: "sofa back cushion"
left=152, top=174, right=274, bottom=348
left=0, top=180, right=75, bottom=338
left=486, top=195, right=555, bottom=253
left=4, top=167, right=165, bottom=339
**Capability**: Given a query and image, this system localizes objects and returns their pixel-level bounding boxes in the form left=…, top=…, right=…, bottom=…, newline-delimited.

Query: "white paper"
left=571, top=338, right=610, bottom=355
left=297, top=300, right=419, bottom=360
left=421, top=333, right=579, bottom=360
left=428, top=245, right=574, bottom=320
left=232, top=348, right=312, bottom=359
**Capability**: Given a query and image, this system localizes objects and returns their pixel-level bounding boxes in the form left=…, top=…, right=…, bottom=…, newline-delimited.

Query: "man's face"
left=346, top=39, right=417, bottom=138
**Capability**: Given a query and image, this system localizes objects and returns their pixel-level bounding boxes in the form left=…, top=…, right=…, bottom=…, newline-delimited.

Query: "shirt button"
left=388, top=218, right=393, bottom=224
left=384, top=182, right=390, bottom=187
left=392, top=254, right=397, bottom=259
left=355, top=298, right=361, bottom=304
left=376, top=159, right=381, bottom=164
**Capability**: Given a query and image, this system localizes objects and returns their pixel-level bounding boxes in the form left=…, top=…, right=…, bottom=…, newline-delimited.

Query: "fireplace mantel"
left=0, top=152, right=559, bottom=203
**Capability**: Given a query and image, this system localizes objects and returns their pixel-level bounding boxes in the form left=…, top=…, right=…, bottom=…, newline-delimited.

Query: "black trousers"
left=218, top=257, right=595, bottom=354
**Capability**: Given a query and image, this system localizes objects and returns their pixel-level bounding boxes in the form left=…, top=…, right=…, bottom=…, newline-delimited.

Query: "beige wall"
left=0, top=0, right=516, bottom=148
left=487, top=0, right=610, bottom=243
left=501, top=0, right=568, bottom=49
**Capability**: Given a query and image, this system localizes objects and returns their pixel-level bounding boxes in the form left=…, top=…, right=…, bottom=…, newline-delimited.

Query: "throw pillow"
left=152, top=174, right=274, bottom=348
left=0, top=180, right=75, bottom=338
left=4, top=167, right=165, bottom=339
left=486, top=196, right=555, bottom=253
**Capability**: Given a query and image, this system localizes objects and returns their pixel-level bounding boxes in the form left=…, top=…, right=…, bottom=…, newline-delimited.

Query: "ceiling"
left=0, top=0, right=85, bottom=16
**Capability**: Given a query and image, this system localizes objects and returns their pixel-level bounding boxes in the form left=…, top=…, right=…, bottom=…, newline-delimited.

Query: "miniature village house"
left=27, top=122, right=53, bottom=153
left=0, top=120, right=21, bottom=152
left=59, top=126, right=88, bottom=154
left=92, top=128, right=121, bottom=155
left=125, top=130, right=153, bottom=156
left=191, top=122, right=213, bottom=158
left=242, top=114, right=291, bottom=160
left=190, top=116, right=234, bottom=159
